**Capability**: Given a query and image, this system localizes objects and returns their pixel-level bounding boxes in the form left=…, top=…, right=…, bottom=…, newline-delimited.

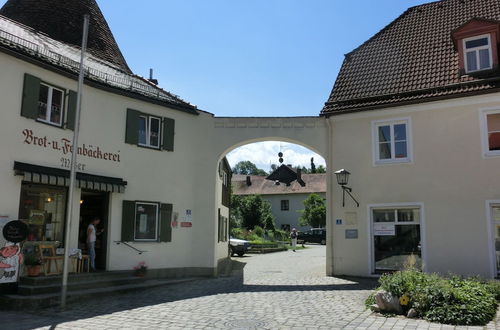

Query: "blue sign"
left=336, top=219, right=342, bottom=225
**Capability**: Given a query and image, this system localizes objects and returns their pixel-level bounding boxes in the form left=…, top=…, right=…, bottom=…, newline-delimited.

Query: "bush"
left=231, top=227, right=243, bottom=239
left=253, top=226, right=264, bottom=237
left=369, top=270, right=499, bottom=326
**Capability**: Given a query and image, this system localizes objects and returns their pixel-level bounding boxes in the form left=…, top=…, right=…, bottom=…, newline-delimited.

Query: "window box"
left=125, top=109, right=175, bottom=151
left=372, top=118, right=412, bottom=165
left=21, top=73, right=77, bottom=129
left=121, top=200, right=172, bottom=242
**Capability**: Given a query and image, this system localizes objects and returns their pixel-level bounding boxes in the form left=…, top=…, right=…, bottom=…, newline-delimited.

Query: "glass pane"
left=374, top=225, right=421, bottom=271
left=135, top=203, right=158, bottom=240
left=489, top=132, right=500, bottom=151
left=495, top=224, right=500, bottom=274
left=397, top=209, right=419, bottom=223
left=373, top=209, right=395, bottom=223
left=487, top=113, right=500, bottom=131
left=493, top=206, right=500, bottom=221
left=465, top=37, right=488, bottom=49
left=50, top=88, right=63, bottom=125
left=150, top=117, right=160, bottom=147
left=38, top=84, right=49, bottom=120
left=379, top=143, right=391, bottom=159
left=138, top=117, right=147, bottom=145
left=479, top=49, right=491, bottom=70
left=395, top=141, right=407, bottom=158
left=378, top=125, right=391, bottom=142
left=394, top=124, right=406, bottom=141
left=18, top=183, right=67, bottom=243
left=466, top=51, right=477, bottom=71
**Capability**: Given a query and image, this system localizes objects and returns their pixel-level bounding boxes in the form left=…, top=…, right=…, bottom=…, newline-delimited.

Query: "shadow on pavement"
left=2, top=260, right=378, bottom=329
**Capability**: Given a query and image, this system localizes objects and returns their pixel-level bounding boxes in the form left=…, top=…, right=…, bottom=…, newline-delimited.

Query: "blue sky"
left=0, top=0, right=433, bottom=171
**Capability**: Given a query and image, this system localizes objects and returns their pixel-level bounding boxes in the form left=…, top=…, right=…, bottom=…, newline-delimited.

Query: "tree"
left=232, top=161, right=267, bottom=176
left=231, top=194, right=276, bottom=230
left=310, top=157, right=316, bottom=173
left=298, top=193, right=326, bottom=228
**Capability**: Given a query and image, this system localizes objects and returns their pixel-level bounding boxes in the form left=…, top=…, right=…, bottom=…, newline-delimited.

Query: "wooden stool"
left=78, top=255, right=90, bottom=273
left=39, top=244, right=64, bottom=275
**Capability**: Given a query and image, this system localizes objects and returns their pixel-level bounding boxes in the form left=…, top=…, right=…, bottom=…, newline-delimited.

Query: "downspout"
left=325, top=116, right=334, bottom=276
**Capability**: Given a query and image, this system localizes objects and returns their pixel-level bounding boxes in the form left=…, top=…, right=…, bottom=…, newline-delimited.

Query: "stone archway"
left=206, top=116, right=334, bottom=276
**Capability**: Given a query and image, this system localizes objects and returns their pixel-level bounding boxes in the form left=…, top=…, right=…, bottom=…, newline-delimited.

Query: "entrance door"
left=491, top=204, right=500, bottom=277
left=79, top=190, right=108, bottom=270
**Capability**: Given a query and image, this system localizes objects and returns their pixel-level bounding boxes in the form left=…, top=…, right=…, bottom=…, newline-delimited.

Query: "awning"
left=13, top=161, right=127, bottom=193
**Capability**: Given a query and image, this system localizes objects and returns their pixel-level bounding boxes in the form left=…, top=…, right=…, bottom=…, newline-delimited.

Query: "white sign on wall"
left=373, top=223, right=395, bottom=236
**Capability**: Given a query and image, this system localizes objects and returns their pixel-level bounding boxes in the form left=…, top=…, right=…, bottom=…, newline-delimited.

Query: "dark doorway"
left=79, top=190, right=108, bottom=270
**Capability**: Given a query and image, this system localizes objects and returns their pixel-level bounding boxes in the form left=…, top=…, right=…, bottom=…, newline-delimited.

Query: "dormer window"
left=463, top=34, right=493, bottom=73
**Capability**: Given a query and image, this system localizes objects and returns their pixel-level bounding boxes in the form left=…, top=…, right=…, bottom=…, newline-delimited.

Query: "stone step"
left=0, top=277, right=199, bottom=310
left=19, top=270, right=135, bottom=286
left=17, top=275, right=150, bottom=295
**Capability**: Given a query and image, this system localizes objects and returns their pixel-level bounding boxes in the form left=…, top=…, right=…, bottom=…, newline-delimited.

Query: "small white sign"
left=373, top=223, right=395, bottom=236
left=185, top=209, right=192, bottom=223
left=139, top=214, right=148, bottom=233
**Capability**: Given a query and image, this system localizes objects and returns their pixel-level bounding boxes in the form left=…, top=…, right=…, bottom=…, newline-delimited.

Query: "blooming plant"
left=133, top=261, right=147, bottom=276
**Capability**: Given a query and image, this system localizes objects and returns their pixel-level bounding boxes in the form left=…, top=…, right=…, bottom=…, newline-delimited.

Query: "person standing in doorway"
left=290, top=228, right=298, bottom=252
left=87, top=217, right=102, bottom=271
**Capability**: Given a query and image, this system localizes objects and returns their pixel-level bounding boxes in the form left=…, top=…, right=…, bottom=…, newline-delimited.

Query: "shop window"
left=281, top=200, right=289, bottom=211
left=121, top=200, right=172, bottom=242
left=372, top=118, right=412, bottom=164
left=481, top=109, right=500, bottom=156
left=21, top=73, right=77, bottom=129
left=463, top=34, right=492, bottom=73
left=18, top=183, right=67, bottom=243
left=125, top=109, right=175, bottom=151
left=371, top=207, right=421, bottom=272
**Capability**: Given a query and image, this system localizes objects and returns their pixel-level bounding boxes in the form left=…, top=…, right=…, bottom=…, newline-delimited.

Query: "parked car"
left=297, top=228, right=326, bottom=245
left=229, top=238, right=252, bottom=257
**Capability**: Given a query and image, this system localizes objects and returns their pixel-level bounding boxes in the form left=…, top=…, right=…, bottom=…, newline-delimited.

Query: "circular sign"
left=2, top=220, right=28, bottom=243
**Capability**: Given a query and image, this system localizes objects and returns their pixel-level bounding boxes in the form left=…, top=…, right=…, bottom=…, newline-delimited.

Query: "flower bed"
left=366, top=269, right=500, bottom=326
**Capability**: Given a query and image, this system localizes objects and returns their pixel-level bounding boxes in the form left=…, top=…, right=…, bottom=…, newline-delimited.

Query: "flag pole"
left=60, top=14, right=89, bottom=310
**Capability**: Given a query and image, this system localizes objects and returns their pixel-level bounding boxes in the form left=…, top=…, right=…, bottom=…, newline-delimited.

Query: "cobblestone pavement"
left=1, top=245, right=499, bottom=329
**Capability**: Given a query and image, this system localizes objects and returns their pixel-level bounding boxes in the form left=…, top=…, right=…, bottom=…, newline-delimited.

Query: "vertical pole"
left=325, top=117, right=334, bottom=276
left=60, top=14, right=89, bottom=310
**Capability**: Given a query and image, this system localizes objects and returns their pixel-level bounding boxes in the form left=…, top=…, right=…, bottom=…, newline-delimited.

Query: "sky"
left=0, top=0, right=432, bottom=171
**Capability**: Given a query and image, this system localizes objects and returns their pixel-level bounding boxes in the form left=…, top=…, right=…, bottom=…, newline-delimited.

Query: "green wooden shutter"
left=21, top=73, right=41, bottom=119
left=122, top=200, right=136, bottom=241
left=125, top=109, right=140, bottom=144
left=160, top=203, right=173, bottom=242
left=162, top=117, right=175, bottom=151
left=217, top=209, right=221, bottom=242
left=66, top=90, right=77, bottom=130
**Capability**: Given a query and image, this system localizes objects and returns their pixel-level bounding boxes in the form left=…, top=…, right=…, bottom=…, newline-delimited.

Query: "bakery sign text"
left=22, top=129, right=121, bottom=163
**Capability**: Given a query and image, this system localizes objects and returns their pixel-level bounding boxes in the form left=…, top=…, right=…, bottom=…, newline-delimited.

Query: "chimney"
left=297, top=168, right=306, bottom=187
left=149, top=68, right=158, bottom=85
left=246, top=176, right=252, bottom=186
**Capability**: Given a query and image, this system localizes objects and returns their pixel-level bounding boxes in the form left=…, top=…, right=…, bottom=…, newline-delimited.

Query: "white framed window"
left=37, top=83, right=64, bottom=127
left=463, top=34, right=493, bottom=73
left=134, top=202, right=159, bottom=241
left=138, top=115, right=161, bottom=149
left=480, top=108, right=500, bottom=157
left=372, top=118, right=412, bottom=164
left=369, top=204, right=423, bottom=273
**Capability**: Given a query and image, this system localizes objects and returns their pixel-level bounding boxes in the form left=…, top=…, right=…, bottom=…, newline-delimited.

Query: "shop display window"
left=18, top=183, right=67, bottom=243
left=134, top=202, right=158, bottom=241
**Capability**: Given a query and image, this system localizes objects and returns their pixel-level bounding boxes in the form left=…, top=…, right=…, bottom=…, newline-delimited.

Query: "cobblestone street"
left=1, top=245, right=499, bottom=329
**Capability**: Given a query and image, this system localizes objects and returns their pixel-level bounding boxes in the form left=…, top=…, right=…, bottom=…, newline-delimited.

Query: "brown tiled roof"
left=0, top=0, right=131, bottom=73
left=232, top=174, right=326, bottom=196
left=322, top=0, right=500, bottom=115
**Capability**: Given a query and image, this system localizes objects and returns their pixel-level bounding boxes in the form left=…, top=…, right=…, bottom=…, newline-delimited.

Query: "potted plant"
left=24, top=254, right=43, bottom=277
left=133, top=261, right=147, bottom=277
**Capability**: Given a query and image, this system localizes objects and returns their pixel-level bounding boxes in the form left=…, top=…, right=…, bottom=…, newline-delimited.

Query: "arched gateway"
left=206, top=116, right=334, bottom=275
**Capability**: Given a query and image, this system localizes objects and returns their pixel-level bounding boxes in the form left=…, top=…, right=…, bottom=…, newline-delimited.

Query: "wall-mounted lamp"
left=334, top=169, right=359, bottom=207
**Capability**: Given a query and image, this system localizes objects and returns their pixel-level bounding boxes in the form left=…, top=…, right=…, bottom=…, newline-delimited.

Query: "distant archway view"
left=224, top=141, right=327, bottom=257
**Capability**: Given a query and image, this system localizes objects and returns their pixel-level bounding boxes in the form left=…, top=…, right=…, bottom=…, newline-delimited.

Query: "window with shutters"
left=125, top=109, right=175, bottom=151
left=21, top=73, right=77, bottom=129
left=121, top=200, right=173, bottom=242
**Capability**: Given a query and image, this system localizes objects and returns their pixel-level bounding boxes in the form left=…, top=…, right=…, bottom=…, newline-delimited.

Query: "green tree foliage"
left=232, top=160, right=268, bottom=176
left=299, top=193, right=326, bottom=228
left=231, top=194, right=276, bottom=230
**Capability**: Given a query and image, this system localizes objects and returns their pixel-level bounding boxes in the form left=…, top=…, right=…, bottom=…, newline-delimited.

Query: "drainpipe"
left=325, top=117, right=334, bottom=276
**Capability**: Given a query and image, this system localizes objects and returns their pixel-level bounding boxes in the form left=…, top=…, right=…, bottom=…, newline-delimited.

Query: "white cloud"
left=226, top=141, right=326, bottom=172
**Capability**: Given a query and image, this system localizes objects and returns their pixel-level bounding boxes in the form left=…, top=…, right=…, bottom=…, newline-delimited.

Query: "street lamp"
left=334, top=169, right=359, bottom=207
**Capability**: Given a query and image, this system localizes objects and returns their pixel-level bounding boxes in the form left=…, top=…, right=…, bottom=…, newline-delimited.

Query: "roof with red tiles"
left=322, top=0, right=500, bottom=115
